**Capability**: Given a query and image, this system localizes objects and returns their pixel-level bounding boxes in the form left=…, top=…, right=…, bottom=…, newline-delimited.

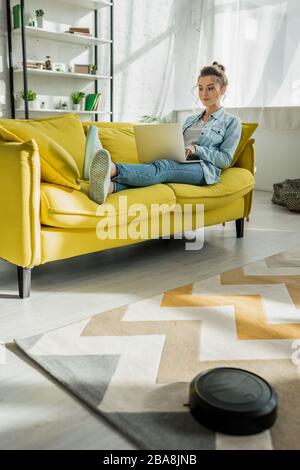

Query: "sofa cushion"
left=0, top=113, right=84, bottom=189
left=231, top=122, right=258, bottom=167
left=40, top=182, right=176, bottom=229
left=83, top=122, right=139, bottom=164
left=166, top=167, right=255, bottom=211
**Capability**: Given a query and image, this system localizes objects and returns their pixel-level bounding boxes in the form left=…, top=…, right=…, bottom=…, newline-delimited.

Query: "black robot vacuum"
left=189, top=367, right=278, bottom=435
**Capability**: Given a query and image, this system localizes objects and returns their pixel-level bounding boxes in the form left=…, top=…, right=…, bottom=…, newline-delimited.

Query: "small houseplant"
left=90, top=64, right=98, bottom=75
left=140, top=115, right=171, bottom=123
left=71, top=91, right=85, bottom=111
left=35, top=9, right=44, bottom=28
left=21, top=89, right=37, bottom=110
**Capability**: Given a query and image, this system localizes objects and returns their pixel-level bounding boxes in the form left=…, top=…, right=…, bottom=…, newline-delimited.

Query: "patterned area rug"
left=15, top=246, right=300, bottom=450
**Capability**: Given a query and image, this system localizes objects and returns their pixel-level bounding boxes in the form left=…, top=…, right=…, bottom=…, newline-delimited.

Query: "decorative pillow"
left=83, top=122, right=139, bottom=164
left=230, top=122, right=258, bottom=167
left=0, top=113, right=86, bottom=189
left=82, top=125, right=103, bottom=180
left=23, top=113, right=87, bottom=176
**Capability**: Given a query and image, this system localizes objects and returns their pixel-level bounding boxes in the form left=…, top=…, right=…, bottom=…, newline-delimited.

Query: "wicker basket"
left=272, top=179, right=300, bottom=213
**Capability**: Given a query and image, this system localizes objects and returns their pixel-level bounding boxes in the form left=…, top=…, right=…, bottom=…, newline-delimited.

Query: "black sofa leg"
left=17, top=266, right=31, bottom=299
left=235, top=218, right=245, bottom=238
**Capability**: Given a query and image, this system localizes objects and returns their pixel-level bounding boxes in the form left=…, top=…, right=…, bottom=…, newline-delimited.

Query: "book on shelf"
left=64, top=27, right=91, bottom=36
left=93, top=93, right=102, bottom=111
left=85, top=93, right=102, bottom=111
left=23, top=59, right=44, bottom=63
left=69, top=27, right=90, bottom=33
left=13, top=4, right=21, bottom=29
left=21, top=61, right=44, bottom=70
left=85, top=93, right=97, bottom=111
left=74, top=64, right=90, bottom=74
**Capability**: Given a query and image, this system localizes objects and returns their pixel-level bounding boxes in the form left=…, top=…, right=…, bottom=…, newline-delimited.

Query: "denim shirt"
left=182, top=107, right=242, bottom=185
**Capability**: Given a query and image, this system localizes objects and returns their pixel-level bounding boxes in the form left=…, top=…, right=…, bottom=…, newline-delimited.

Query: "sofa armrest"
left=234, top=138, right=255, bottom=174
left=233, top=138, right=256, bottom=218
left=0, top=140, right=41, bottom=267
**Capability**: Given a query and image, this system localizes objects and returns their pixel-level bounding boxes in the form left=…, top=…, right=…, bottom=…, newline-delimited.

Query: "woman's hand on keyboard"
left=185, top=144, right=196, bottom=158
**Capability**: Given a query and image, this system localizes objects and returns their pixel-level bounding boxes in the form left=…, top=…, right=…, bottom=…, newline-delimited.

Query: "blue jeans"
left=111, top=159, right=207, bottom=192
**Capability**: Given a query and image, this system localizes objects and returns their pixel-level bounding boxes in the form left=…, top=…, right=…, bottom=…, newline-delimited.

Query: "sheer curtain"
left=194, top=0, right=300, bottom=108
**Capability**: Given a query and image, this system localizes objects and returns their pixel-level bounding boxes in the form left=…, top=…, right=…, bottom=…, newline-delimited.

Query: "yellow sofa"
left=0, top=113, right=257, bottom=298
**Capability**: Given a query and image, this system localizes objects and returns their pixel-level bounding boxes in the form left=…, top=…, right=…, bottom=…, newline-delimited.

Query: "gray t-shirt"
left=183, top=118, right=207, bottom=147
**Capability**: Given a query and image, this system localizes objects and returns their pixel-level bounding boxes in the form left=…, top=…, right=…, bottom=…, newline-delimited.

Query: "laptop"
left=133, top=123, right=200, bottom=163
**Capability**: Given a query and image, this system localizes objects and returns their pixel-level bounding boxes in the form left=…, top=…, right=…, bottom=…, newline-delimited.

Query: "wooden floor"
left=0, top=190, right=299, bottom=449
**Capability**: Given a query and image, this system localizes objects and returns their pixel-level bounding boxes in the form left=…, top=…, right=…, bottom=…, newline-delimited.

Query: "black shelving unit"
left=6, top=0, right=114, bottom=122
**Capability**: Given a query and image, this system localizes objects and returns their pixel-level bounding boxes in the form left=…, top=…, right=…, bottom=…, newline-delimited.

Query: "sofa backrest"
left=84, top=120, right=258, bottom=170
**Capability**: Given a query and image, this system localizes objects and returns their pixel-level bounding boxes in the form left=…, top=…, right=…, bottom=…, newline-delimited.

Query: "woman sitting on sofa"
left=89, top=61, right=242, bottom=205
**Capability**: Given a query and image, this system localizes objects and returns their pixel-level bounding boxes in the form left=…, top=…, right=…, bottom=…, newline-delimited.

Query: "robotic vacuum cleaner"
left=189, top=367, right=278, bottom=435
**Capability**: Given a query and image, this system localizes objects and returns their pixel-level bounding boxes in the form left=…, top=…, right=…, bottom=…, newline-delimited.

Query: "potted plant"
left=90, top=64, right=98, bottom=75
left=71, top=91, right=85, bottom=111
left=35, top=9, right=44, bottom=28
left=140, top=115, right=170, bottom=123
left=21, top=89, right=37, bottom=110
left=40, top=101, right=46, bottom=110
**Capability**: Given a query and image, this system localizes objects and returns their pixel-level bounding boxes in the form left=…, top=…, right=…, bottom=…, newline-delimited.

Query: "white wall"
left=0, top=1, right=9, bottom=118
left=114, top=0, right=175, bottom=122
left=253, top=128, right=300, bottom=192
left=174, top=0, right=200, bottom=112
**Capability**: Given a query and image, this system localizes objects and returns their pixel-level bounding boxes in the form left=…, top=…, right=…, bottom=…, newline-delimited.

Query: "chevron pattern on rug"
left=15, top=246, right=300, bottom=450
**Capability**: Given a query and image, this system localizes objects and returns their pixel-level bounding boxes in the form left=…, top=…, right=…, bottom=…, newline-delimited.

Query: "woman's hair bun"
left=212, top=61, right=226, bottom=72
